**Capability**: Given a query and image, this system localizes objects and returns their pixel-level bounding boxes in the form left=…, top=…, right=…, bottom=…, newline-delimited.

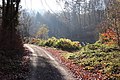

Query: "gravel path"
left=25, top=44, right=76, bottom=80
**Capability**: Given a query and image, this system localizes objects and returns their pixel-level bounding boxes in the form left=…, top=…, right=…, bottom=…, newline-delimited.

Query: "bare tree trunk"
left=0, top=0, right=24, bottom=54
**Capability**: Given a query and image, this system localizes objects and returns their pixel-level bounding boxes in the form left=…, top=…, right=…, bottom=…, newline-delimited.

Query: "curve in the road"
left=25, top=44, right=76, bottom=80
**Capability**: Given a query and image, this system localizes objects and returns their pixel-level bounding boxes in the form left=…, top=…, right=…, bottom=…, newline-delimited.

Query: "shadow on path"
left=28, top=56, right=66, bottom=80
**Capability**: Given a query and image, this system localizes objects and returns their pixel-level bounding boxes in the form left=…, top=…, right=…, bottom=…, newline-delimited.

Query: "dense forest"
left=19, top=0, right=109, bottom=43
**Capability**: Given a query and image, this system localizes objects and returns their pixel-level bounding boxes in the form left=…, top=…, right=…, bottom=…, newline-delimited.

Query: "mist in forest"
left=19, top=0, right=109, bottom=43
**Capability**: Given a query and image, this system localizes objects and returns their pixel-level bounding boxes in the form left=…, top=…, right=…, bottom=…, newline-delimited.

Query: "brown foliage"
left=99, top=0, right=120, bottom=47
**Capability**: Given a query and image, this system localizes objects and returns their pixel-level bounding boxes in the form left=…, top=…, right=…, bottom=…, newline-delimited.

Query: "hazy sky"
left=0, top=0, right=105, bottom=13
left=20, top=0, right=64, bottom=12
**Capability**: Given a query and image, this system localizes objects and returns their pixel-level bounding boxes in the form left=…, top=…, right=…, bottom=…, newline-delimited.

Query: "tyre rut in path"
left=25, top=44, right=76, bottom=80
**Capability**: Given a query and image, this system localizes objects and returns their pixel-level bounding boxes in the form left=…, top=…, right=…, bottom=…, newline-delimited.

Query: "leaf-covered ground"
left=0, top=48, right=30, bottom=80
left=42, top=44, right=120, bottom=80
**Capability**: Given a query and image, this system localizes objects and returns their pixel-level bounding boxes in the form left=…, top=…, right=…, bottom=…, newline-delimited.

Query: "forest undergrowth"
left=27, top=37, right=120, bottom=80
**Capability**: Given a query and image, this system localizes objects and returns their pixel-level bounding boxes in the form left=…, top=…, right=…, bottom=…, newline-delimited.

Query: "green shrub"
left=54, top=38, right=80, bottom=51
left=38, top=39, right=46, bottom=46
left=62, top=41, right=120, bottom=79
left=44, top=37, right=57, bottom=47
left=28, top=37, right=81, bottom=51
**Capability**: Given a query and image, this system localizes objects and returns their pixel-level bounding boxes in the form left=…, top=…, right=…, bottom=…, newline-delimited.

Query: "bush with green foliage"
left=28, top=37, right=81, bottom=51
left=62, top=42, right=120, bottom=79
left=44, top=37, right=57, bottom=47
left=38, top=39, right=46, bottom=46
left=54, top=38, right=80, bottom=51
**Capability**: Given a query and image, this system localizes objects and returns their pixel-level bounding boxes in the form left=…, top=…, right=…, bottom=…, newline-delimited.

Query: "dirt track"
left=25, top=44, right=76, bottom=80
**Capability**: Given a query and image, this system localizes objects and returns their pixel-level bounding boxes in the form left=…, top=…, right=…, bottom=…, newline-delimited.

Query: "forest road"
left=24, top=44, right=76, bottom=80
